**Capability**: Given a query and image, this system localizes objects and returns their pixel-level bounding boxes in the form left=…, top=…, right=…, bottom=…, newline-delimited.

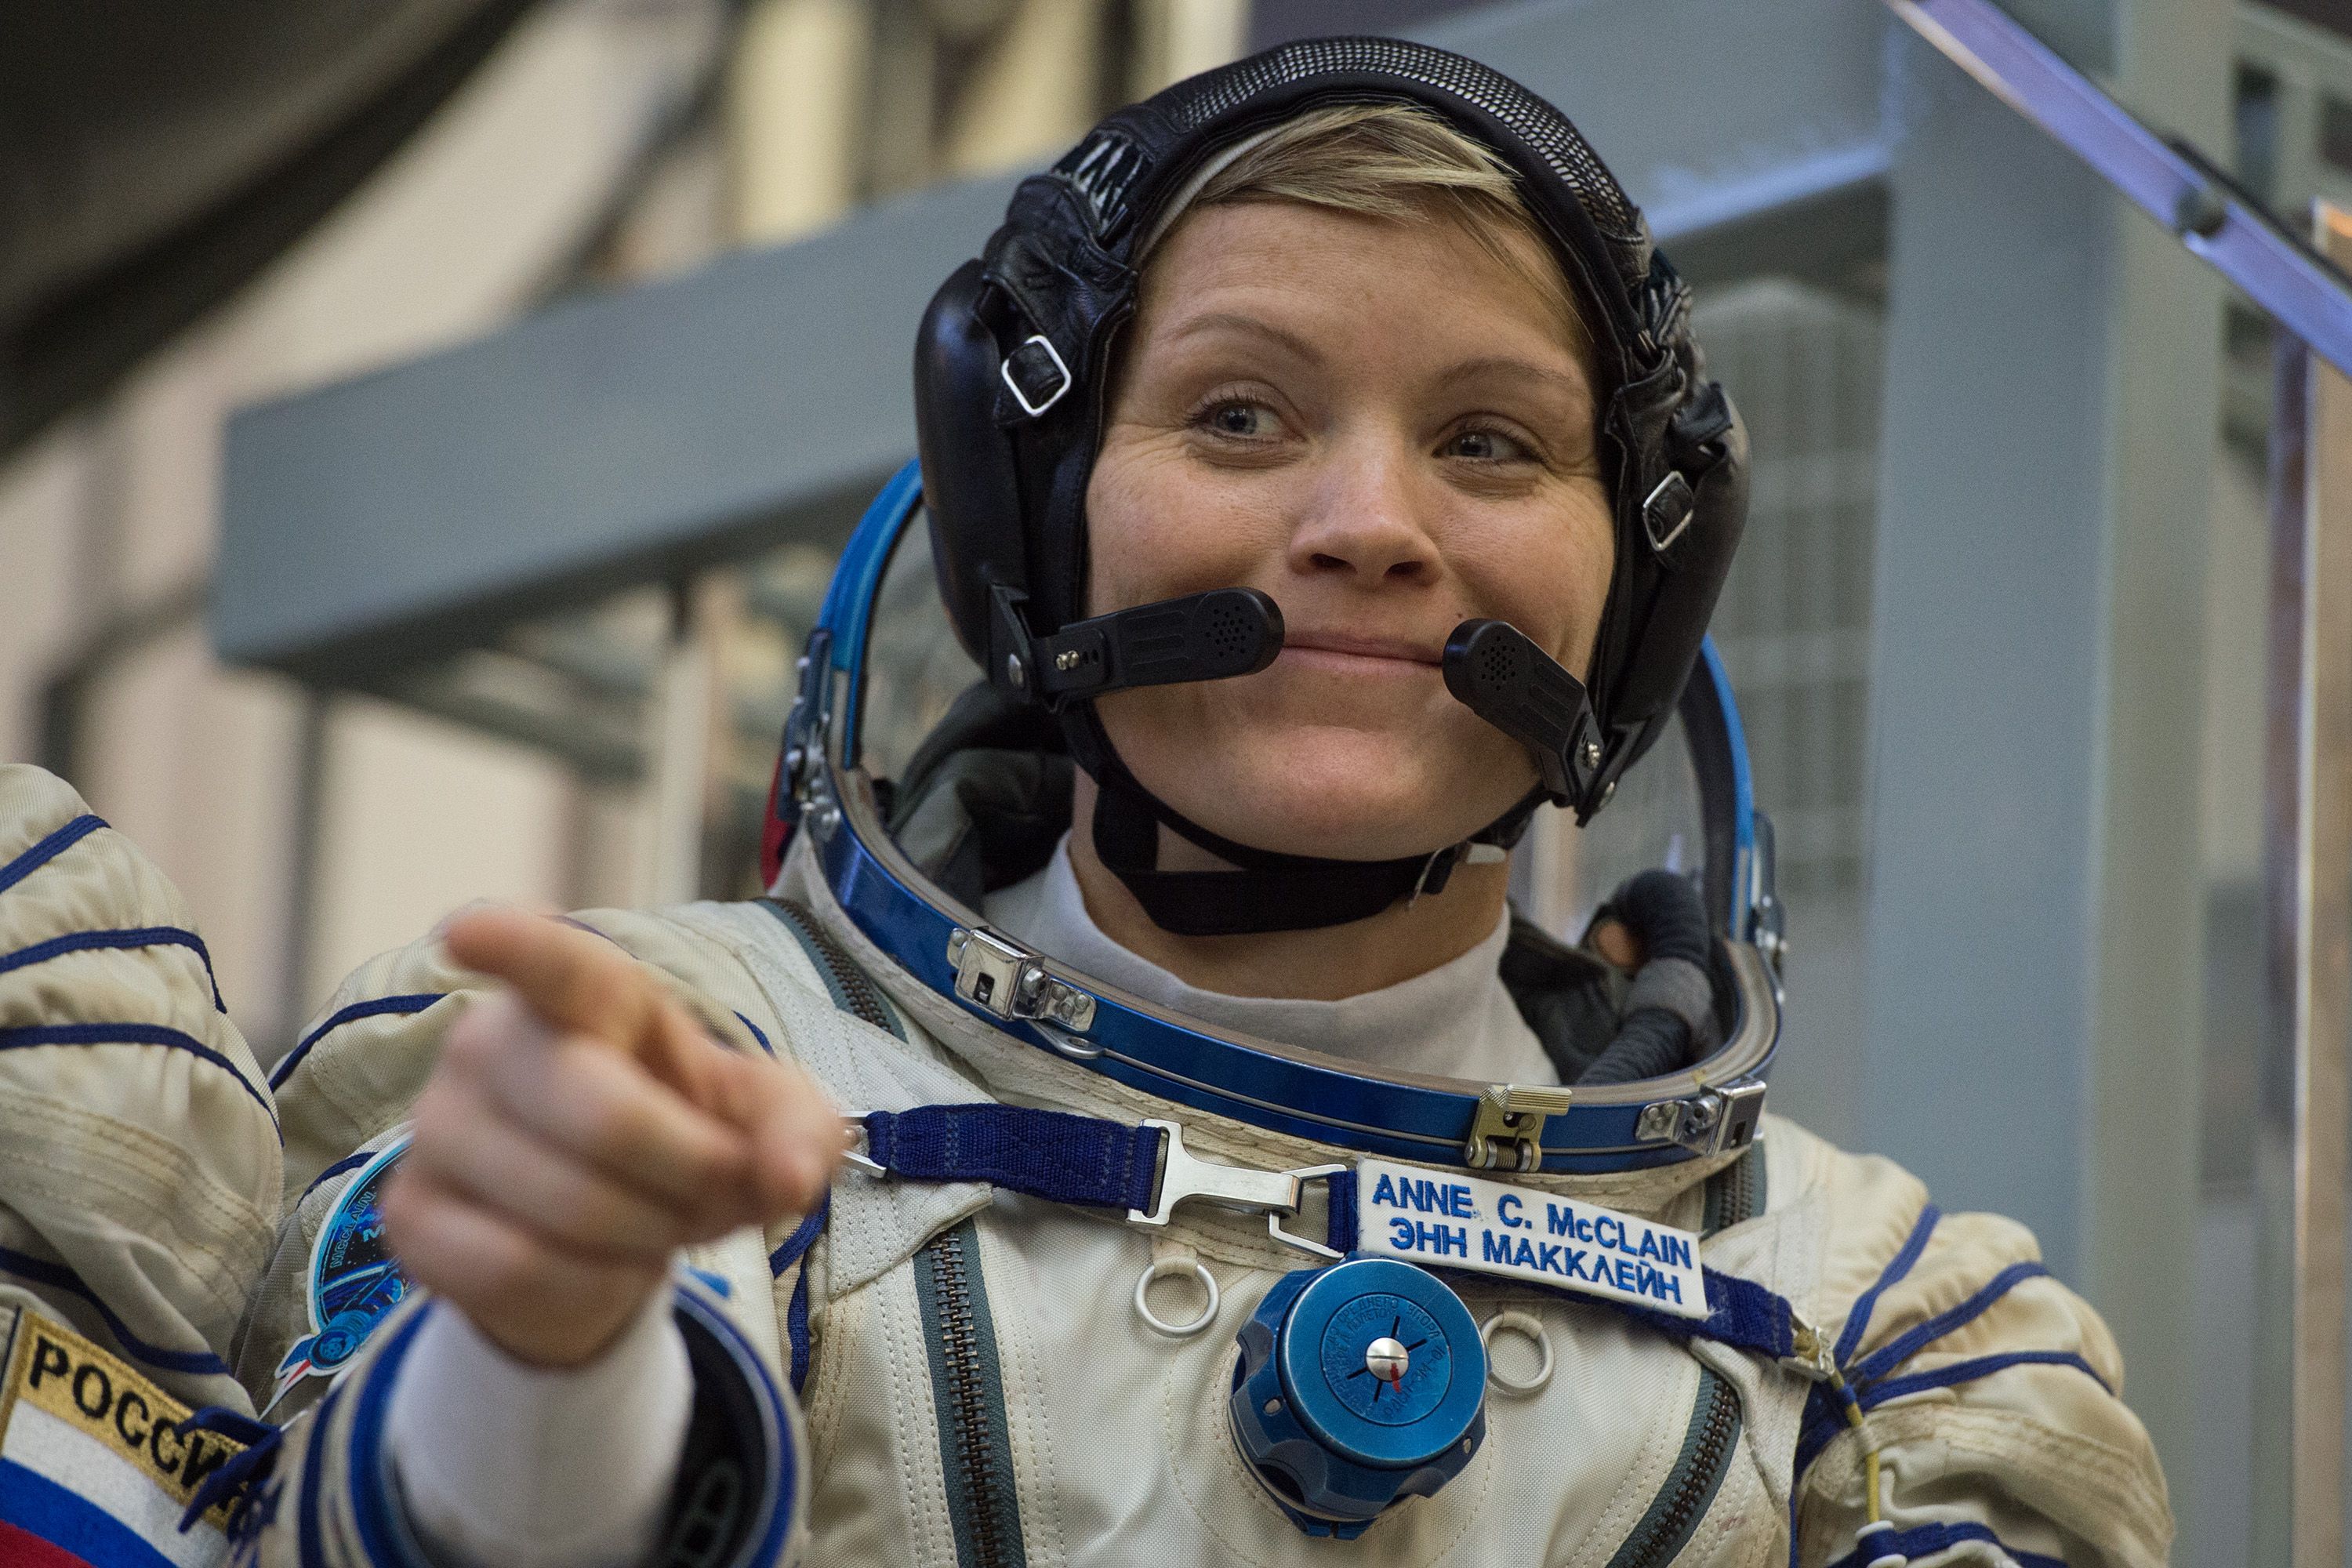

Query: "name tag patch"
left=1354, top=1159, right=1707, bottom=1320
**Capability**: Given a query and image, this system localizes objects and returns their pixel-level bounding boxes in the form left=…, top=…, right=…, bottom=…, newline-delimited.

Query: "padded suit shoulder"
left=0, top=764, right=278, bottom=1415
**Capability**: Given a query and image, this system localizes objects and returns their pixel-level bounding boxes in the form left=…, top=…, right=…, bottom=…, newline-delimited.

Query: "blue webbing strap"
left=1607, top=1268, right=1798, bottom=1362
left=858, top=1104, right=1803, bottom=1364
left=1327, top=1167, right=1359, bottom=1251
left=849, top=1100, right=2114, bottom=1473
left=862, top=1105, right=1166, bottom=1212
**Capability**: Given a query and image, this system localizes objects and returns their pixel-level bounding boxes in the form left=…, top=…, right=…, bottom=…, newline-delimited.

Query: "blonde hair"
left=1143, top=102, right=1596, bottom=379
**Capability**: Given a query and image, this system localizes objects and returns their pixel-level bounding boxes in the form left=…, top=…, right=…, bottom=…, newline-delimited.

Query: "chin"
left=1130, top=728, right=1531, bottom=862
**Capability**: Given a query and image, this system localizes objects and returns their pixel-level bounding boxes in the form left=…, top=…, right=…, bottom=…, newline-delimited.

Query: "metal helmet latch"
left=1463, top=1084, right=1571, bottom=1171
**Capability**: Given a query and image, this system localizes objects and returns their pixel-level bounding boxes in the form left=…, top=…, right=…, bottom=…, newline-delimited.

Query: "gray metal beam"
left=1859, top=0, right=2223, bottom=1512
left=216, top=171, right=1019, bottom=679
left=215, top=0, right=1890, bottom=681
left=2253, top=201, right=2352, bottom=1568
left=1429, top=0, right=1889, bottom=238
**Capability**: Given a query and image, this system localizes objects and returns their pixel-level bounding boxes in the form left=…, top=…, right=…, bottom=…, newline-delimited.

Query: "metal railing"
left=1884, top=3, right=2352, bottom=1560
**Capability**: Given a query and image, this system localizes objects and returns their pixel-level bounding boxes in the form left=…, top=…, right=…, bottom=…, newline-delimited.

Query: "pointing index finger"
left=442, top=907, right=658, bottom=1052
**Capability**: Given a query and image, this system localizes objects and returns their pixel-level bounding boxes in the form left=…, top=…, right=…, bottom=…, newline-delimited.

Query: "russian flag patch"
left=0, top=1308, right=241, bottom=1566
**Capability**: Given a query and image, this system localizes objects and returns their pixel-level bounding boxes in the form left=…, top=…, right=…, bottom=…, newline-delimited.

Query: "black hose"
left=1577, top=870, right=1713, bottom=1086
left=1578, top=1007, right=1687, bottom=1085
left=1610, top=868, right=1711, bottom=967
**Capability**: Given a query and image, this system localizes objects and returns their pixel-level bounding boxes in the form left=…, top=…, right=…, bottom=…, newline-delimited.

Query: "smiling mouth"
left=1279, top=632, right=1443, bottom=667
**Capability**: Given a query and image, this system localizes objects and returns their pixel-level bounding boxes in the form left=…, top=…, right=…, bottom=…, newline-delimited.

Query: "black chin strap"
left=1083, top=750, right=1542, bottom=938
left=1088, top=773, right=1446, bottom=936
left=1055, top=613, right=1581, bottom=938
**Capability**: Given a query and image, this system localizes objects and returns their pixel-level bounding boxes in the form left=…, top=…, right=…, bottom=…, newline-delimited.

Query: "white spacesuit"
left=0, top=34, right=2171, bottom=1568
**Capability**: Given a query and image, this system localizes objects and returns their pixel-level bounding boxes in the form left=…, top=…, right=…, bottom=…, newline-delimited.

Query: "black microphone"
left=1003, top=586, right=1283, bottom=707
left=1442, top=619, right=1602, bottom=802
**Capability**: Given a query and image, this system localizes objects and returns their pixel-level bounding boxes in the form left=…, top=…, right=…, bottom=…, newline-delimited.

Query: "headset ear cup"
left=915, top=259, right=1032, bottom=665
left=1606, top=388, right=1750, bottom=750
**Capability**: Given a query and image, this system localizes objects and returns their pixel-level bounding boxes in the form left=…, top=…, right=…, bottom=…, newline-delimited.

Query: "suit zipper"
left=1605, top=1365, right=1743, bottom=1568
left=762, top=901, right=1018, bottom=1561
left=914, top=1222, right=1026, bottom=1568
left=1701, top=1145, right=1766, bottom=1238
left=759, top=897, right=899, bottom=1035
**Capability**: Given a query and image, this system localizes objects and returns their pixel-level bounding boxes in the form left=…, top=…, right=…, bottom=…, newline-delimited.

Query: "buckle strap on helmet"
left=1088, top=771, right=1441, bottom=935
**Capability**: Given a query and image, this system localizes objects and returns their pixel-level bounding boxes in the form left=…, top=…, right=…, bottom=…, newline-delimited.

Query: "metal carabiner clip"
left=1127, top=1120, right=1346, bottom=1260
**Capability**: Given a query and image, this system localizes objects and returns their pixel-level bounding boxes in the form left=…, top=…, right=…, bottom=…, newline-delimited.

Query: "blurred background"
left=1, top=0, right=2347, bottom=1559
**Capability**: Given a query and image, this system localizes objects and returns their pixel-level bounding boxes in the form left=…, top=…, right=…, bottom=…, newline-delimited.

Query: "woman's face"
left=1084, top=198, right=1614, bottom=862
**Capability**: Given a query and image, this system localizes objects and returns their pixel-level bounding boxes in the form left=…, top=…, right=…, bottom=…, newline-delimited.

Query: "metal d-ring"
left=1133, top=1254, right=1221, bottom=1339
left=1480, top=1309, right=1555, bottom=1396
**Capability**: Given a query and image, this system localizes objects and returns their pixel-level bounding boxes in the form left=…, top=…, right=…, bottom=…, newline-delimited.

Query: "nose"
left=1285, top=439, right=1441, bottom=589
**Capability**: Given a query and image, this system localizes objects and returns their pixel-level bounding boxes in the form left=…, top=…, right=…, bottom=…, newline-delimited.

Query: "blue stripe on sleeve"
left=1823, top=1519, right=2065, bottom=1568
left=1848, top=1259, right=2053, bottom=1386
left=1834, top=1202, right=1940, bottom=1365
left=0, top=815, right=105, bottom=897
left=296, top=1376, right=344, bottom=1568
left=0, top=925, right=226, bottom=1011
left=270, top=993, right=448, bottom=1091
left=296, top=1151, right=376, bottom=1206
left=340, top=1306, right=440, bottom=1568
left=673, top=1284, right=797, bottom=1566
left=0, top=1243, right=231, bottom=1380
left=0, top=1022, right=274, bottom=1129
left=1862, top=1348, right=2113, bottom=1408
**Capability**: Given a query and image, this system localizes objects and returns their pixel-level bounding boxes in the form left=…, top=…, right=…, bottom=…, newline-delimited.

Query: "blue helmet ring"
left=766, top=464, right=1783, bottom=1176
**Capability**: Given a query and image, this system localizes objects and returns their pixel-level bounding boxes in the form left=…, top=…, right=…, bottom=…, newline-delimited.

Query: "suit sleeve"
left=238, top=1278, right=805, bottom=1568
left=0, top=764, right=279, bottom=1417
left=1792, top=1166, right=2172, bottom=1567
left=241, top=909, right=810, bottom=1568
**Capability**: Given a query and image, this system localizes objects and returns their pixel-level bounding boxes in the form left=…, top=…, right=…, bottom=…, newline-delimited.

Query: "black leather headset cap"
left=910, top=37, right=1746, bottom=932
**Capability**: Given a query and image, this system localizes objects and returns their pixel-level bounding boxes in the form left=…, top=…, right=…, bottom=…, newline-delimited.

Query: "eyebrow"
left=1158, top=310, right=1327, bottom=365
left=1430, top=354, right=1594, bottom=406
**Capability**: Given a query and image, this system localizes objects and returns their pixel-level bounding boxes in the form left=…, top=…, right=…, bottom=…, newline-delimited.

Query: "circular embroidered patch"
left=273, top=1134, right=412, bottom=1399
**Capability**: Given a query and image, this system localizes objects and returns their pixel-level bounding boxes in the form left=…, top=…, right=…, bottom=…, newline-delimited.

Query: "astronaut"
left=0, top=36, right=2170, bottom=1568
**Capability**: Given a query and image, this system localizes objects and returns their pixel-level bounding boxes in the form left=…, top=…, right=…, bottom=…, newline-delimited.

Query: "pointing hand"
left=382, top=908, right=842, bottom=1367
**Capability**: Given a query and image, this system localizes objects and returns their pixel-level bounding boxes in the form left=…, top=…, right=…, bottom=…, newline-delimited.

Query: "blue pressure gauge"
left=1229, top=1258, right=1486, bottom=1538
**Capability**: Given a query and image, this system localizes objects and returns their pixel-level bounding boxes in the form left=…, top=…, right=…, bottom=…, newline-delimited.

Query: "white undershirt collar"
left=982, top=834, right=1558, bottom=1087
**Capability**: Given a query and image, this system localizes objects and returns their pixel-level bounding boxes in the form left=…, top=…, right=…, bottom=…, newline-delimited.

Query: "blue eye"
left=1203, top=401, right=1277, bottom=438
left=1444, top=428, right=1528, bottom=461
